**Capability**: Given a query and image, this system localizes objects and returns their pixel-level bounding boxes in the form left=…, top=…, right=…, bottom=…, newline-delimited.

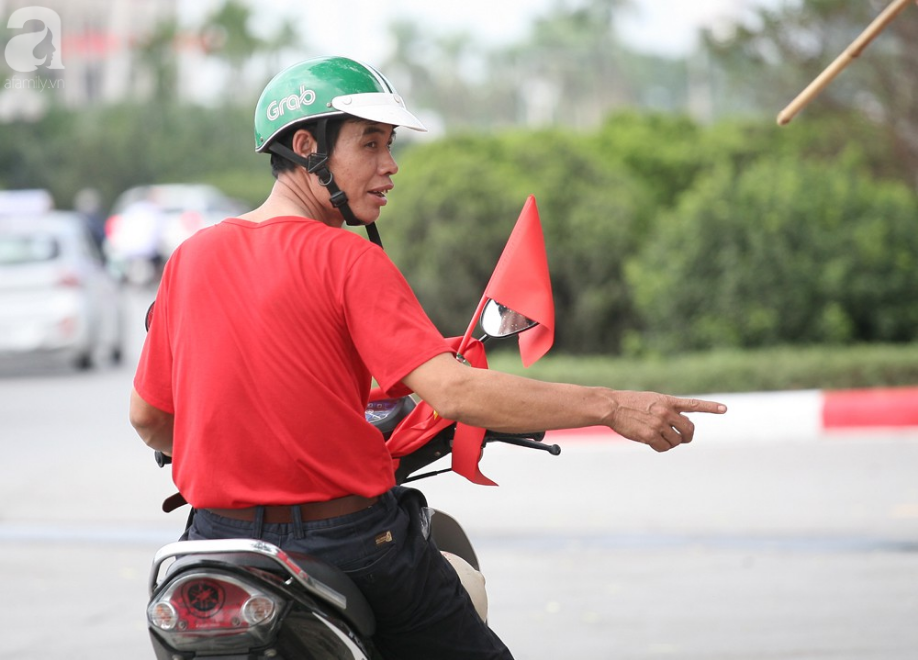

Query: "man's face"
left=327, top=120, right=399, bottom=224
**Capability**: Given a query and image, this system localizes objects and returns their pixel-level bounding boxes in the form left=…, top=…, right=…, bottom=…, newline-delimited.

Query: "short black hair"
left=269, top=117, right=347, bottom=179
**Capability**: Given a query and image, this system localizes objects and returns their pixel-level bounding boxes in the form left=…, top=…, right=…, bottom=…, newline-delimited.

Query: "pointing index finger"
left=675, top=397, right=727, bottom=414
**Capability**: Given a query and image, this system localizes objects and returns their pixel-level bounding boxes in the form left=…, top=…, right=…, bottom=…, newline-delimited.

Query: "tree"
left=134, top=18, right=181, bottom=102
left=200, top=0, right=264, bottom=100
left=383, top=127, right=650, bottom=353
left=626, top=152, right=918, bottom=353
left=380, top=0, right=689, bottom=130
left=503, top=0, right=632, bottom=127
left=704, top=0, right=918, bottom=184
left=263, top=18, right=301, bottom=75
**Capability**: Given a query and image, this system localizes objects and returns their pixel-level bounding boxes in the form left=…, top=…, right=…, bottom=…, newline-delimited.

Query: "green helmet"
left=254, top=56, right=426, bottom=152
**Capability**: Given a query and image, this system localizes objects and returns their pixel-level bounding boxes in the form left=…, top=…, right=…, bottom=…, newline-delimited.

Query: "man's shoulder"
left=174, top=216, right=385, bottom=268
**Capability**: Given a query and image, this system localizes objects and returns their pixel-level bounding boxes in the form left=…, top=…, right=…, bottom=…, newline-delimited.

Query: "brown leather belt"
left=205, top=495, right=379, bottom=524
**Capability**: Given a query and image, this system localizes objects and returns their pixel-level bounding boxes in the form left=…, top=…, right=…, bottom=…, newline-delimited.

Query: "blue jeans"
left=185, top=486, right=513, bottom=660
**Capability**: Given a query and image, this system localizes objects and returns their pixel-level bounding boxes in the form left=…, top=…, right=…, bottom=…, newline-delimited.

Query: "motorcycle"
left=145, top=201, right=561, bottom=659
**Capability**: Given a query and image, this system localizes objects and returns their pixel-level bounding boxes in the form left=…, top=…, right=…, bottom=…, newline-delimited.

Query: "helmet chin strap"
left=268, top=118, right=384, bottom=248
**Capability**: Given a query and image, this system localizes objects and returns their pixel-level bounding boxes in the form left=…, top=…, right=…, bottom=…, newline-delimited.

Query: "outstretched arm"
left=402, top=353, right=726, bottom=452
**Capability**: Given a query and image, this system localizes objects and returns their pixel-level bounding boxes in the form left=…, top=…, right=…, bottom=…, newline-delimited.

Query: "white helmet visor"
left=331, top=93, right=427, bottom=132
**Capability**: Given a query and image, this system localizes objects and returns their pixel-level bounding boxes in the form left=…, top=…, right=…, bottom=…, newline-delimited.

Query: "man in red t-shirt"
left=130, top=57, right=726, bottom=660
left=135, top=217, right=449, bottom=509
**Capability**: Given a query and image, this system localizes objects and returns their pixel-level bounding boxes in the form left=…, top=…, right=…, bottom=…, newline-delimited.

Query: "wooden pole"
left=777, top=0, right=914, bottom=125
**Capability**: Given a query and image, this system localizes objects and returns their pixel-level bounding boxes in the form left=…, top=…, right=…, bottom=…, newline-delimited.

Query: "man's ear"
left=291, top=129, right=317, bottom=159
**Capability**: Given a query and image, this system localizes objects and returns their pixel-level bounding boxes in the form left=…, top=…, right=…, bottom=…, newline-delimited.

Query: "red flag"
left=482, top=195, right=554, bottom=367
left=382, top=337, right=498, bottom=486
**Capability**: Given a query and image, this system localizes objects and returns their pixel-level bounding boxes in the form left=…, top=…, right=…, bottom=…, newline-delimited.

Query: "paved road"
left=1, top=290, right=917, bottom=659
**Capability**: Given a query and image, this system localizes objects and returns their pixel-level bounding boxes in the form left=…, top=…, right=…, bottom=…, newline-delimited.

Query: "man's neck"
left=239, top=177, right=342, bottom=227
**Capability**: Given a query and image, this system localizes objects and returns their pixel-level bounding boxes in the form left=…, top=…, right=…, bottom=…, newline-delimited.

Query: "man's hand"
left=604, top=392, right=727, bottom=452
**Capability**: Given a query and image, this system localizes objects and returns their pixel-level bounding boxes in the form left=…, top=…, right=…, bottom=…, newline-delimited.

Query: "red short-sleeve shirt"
left=134, top=216, right=451, bottom=508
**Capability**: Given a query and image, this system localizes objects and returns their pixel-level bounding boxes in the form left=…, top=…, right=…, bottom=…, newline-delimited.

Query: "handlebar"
left=152, top=410, right=560, bottom=482
left=485, top=431, right=561, bottom=455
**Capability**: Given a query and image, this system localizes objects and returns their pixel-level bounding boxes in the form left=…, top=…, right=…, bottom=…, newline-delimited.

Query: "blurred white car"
left=0, top=212, right=124, bottom=370
left=103, top=184, right=247, bottom=284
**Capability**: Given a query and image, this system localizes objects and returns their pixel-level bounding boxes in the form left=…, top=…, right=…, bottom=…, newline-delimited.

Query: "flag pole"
left=777, top=0, right=914, bottom=126
left=456, top=295, right=488, bottom=361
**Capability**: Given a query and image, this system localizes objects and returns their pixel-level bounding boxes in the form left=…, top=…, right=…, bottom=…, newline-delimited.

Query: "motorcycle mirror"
left=479, top=299, right=538, bottom=338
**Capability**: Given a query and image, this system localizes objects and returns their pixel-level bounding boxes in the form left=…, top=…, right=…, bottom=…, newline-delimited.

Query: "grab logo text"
left=266, top=86, right=317, bottom=121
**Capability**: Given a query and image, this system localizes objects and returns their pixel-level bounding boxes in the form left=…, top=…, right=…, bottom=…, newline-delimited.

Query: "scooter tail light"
left=148, top=571, right=285, bottom=652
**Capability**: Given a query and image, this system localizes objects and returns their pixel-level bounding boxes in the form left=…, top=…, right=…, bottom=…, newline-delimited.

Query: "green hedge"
left=627, top=154, right=918, bottom=353
left=486, top=343, right=918, bottom=395
left=385, top=111, right=916, bottom=356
